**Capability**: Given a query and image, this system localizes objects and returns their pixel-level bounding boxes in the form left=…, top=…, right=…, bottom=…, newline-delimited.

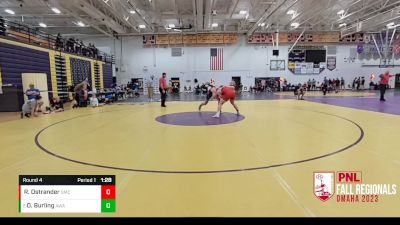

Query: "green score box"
left=101, top=199, right=116, bottom=213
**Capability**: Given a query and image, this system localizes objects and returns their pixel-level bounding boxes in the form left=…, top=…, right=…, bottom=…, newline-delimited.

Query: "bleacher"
left=0, top=17, right=114, bottom=64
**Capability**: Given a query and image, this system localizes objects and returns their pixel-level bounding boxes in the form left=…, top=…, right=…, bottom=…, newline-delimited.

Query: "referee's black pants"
left=379, top=84, right=387, bottom=101
left=159, top=88, right=167, bottom=106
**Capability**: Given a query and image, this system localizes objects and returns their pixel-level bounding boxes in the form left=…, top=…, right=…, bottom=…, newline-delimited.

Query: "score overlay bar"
left=19, top=175, right=116, bottom=213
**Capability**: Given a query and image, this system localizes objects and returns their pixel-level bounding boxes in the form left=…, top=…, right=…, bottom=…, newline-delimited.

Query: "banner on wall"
left=327, top=56, right=336, bottom=71
left=357, top=43, right=364, bottom=54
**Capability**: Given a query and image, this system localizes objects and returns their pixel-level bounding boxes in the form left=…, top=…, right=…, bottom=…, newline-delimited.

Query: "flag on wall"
left=210, top=48, right=223, bottom=70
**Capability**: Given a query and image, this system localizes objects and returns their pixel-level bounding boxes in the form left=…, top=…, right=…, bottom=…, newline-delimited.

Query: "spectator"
left=361, top=77, right=365, bottom=90
left=25, top=84, right=43, bottom=111
left=0, top=16, right=5, bottom=36
left=74, top=78, right=90, bottom=107
left=340, top=77, right=345, bottom=90
left=45, top=96, right=64, bottom=113
left=21, top=95, right=42, bottom=118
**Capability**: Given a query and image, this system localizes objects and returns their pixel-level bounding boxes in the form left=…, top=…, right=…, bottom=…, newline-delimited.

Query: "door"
left=395, top=74, right=400, bottom=89
left=231, top=76, right=241, bottom=91
left=171, top=77, right=180, bottom=94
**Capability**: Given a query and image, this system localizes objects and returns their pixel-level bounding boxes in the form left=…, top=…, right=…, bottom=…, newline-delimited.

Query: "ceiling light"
left=337, top=10, right=345, bottom=15
left=125, top=16, right=129, bottom=21
left=287, top=10, right=295, bottom=15
left=166, top=27, right=171, bottom=30
left=139, top=24, right=146, bottom=28
left=168, top=24, right=175, bottom=28
left=387, top=22, right=395, bottom=27
left=260, top=23, right=265, bottom=27
left=291, top=22, right=299, bottom=28
left=51, top=7, right=61, bottom=14
left=173, top=29, right=182, bottom=32
left=239, top=10, right=247, bottom=15
left=130, top=10, right=136, bottom=14
left=77, top=21, right=85, bottom=27
left=39, top=23, right=47, bottom=28
left=212, top=23, right=218, bottom=27
left=388, top=24, right=400, bottom=29
left=339, top=23, right=346, bottom=27
left=5, top=9, right=15, bottom=15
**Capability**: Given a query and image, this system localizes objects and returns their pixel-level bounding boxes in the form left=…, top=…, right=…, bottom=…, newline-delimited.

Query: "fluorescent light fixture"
left=130, top=10, right=136, bottom=14
left=291, top=22, right=299, bottom=27
left=168, top=24, right=175, bottom=28
left=387, top=22, right=395, bottom=27
left=173, top=29, right=182, bottom=32
left=125, top=16, right=129, bottom=21
left=5, top=9, right=15, bottom=15
left=287, top=10, right=295, bottom=15
left=77, top=21, right=85, bottom=27
left=166, top=27, right=171, bottom=30
left=260, top=23, right=265, bottom=27
left=139, top=24, right=146, bottom=28
left=211, top=23, right=218, bottom=27
left=51, top=7, right=61, bottom=14
left=239, top=10, right=247, bottom=14
left=39, top=23, right=47, bottom=28
left=337, top=10, right=345, bottom=15
left=339, top=23, right=346, bottom=27
left=388, top=24, right=400, bottom=29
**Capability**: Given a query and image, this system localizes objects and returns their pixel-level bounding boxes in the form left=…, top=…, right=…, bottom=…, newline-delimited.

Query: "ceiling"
left=0, top=0, right=400, bottom=38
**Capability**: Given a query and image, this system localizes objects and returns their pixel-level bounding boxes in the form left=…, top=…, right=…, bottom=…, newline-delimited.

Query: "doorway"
left=231, top=76, right=241, bottom=91
left=171, top=77, right=180, bottom=94
left=395, top=74, right=400, bottom=89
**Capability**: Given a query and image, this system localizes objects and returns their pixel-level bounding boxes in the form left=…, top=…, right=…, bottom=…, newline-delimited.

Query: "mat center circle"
left=155, top=111, right=245, bottom=126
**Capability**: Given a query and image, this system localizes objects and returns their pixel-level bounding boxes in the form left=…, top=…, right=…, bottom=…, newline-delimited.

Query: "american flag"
left=210, top=48, right=223, bottom=70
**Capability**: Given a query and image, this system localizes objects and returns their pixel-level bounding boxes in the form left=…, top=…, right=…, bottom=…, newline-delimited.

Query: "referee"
left=159, top=73, right=167, bottom=107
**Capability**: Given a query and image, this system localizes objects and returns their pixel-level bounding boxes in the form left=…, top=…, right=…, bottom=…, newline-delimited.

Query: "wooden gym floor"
left=0, top=92, right=399, bottom=217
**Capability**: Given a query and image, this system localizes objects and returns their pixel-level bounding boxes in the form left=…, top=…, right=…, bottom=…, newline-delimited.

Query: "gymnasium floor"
left=0, top=90, right=399, bottom=217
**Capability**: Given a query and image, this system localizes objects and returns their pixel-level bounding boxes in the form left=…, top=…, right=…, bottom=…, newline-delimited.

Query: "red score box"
left=101, top=185, right=116, bottom=199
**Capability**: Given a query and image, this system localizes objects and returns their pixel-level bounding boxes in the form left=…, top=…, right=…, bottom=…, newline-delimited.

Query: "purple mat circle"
left=155, top=111, right=245, bottom=126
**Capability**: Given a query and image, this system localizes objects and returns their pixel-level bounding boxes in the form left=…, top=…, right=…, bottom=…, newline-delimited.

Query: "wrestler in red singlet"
left=212, top=83, right=240, bottom=118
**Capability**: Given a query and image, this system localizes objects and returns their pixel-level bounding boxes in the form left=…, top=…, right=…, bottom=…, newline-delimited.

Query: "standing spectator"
left=146, top=76, right=155, bottom=101
left=311, top=78, right=316, bottom=91
left=322, top=81, right=328, bottom=96
left=379, top=71, right=394, bottom=101
left=307, top=79, right=311, bottom=91
left=55, top=33, right=62, bottom=50
left=361, top=77, right=365, bottom=90
left=335, top=78, right=340, bottom=93
left=340, top=77, right=345, bottom=90
left=159, top=73, right=168, bottom=107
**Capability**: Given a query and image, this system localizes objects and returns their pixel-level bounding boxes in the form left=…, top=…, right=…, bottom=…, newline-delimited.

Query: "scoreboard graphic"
left=19, top=175, right=116, bottom=213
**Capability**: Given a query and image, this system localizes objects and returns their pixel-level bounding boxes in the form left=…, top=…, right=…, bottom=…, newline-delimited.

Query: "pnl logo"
left=313, top=172, right=335, bottom=201
left=313, top=171, right=397, bottom=203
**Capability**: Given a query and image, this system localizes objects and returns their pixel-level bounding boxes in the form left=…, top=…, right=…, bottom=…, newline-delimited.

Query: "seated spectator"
left=50, top=96, right=64, bottom=112
left=25, top=84, right=43, bottom=111
left=44, top=96, right=64, bottom=113
left=89, top=94, right=99, bottom=107
left=21, top=95, right=42, bottom=118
